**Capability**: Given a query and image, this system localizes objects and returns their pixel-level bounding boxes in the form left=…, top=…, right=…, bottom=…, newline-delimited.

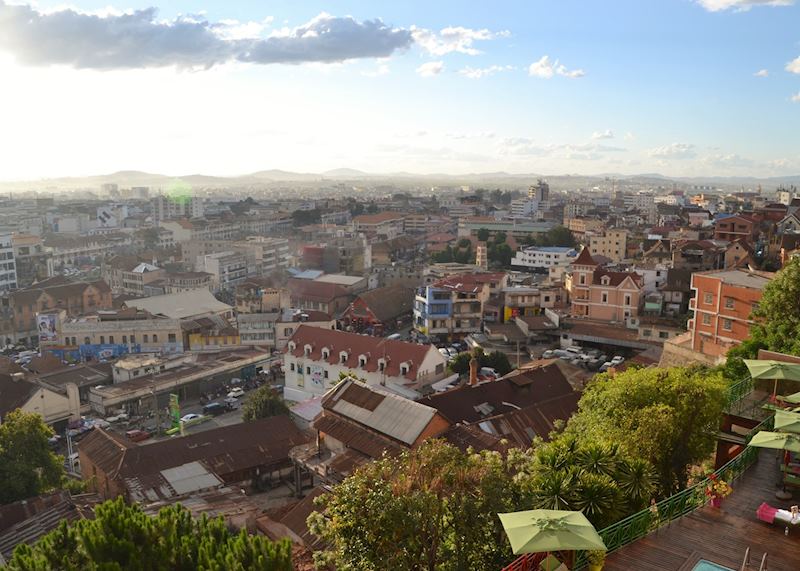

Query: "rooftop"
left=352, top=212, right=405, bottom=224
left=694, top=268, right=775, bottom=289
left=123, top=288, right=232, bottom=319
left=313, top=274, right=365, bottom=286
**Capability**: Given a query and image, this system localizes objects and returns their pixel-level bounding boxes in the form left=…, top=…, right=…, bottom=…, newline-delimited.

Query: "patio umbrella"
left=498, top=509, right=607, bottom=555
left=744, top=360, right=800, bottom=398
left=781, top=391, right=800, bottom=405
left=750, top=431, right=800, bottom=498
left=774, top=410, right=800, bottom=434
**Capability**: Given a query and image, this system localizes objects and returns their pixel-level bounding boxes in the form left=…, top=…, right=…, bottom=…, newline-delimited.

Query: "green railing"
left=572, top=414, right=773, bottom=569
left=724, top=375, right=755, bottom=414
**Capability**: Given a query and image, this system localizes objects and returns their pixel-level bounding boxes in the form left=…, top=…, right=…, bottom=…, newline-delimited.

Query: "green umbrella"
left=774, top=410, right=800, bottom=434
left=744, top=360, right=800, bottom=397
left=749, top=431, right=800, bottom=453
left=498, top=509, right=607, bottom=555
left=781, top=391, right=800, bottom=405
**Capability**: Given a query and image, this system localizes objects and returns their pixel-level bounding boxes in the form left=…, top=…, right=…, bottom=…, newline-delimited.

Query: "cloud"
left=498, top=138, right=625, bottom=158
left=416, top=61, right=444, bottom=77
left=648, top=143, right=697, bottom=159
left=701, top=153, right=754, bottom=168
left=457, top=64, right=513, bottom=79
left=786, top=56, right=800, bottom=74
left=528, top=55, right=585, bottom=79
left=792, top=92, right=800, bottom=102
left=623, top=131, right=636, bottom=141
left=362, top=63, right=389, bottom=77
left=754, top=68, right=769, bottom=77
left=0, top=3, right=414, bottom=69
left=411, top=26, right=509, bottom=56
left=696, top=0, right=794, bottom=11
left=592, top=129, right=614, bottom=140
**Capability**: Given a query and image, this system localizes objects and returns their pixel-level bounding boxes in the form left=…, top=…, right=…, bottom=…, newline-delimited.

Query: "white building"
left=510, top=181, right=551, bottom=220
left=152, top=194, right=204, bottom=222
left=624, top=191, right=656, bottom=211
left=0, top=233, right=17, bottom=292
left=283, top=325, right=448, bottom=401
left=198, top=251, right=248, bottom=291
left=511, top=246, right=578, bottom=271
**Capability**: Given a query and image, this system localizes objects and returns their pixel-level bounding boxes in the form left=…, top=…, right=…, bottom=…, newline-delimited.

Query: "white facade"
left=199, top=251, right=248, bottom=291
left=0, top=233, right=18, bottom=292
left=152, top=194, right=204, bottom=221
left=511, top=246, right=578, bottom=270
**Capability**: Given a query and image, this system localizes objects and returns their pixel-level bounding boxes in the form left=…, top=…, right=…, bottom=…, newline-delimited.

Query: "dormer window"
left=358, top=354, right=367, bottom=367
left=400, top=362, right=410, bottom=375
left=288, top=341, right=296, bottom=351
left=304, top=344, right=312, bottom=356
left=339, top=351, right=348, bottom=364
left=378, top=358, right=386, bottom=372
left=601, top=276, right=610, bottom=285
left=322, top=348, right=330, bottom=359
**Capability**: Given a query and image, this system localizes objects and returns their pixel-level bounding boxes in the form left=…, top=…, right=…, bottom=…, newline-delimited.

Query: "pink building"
left=568, top=248, right=644, bottom=322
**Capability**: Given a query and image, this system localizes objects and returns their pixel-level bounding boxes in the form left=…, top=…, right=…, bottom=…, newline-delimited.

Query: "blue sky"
left=0, top=0, right=798, bottom=179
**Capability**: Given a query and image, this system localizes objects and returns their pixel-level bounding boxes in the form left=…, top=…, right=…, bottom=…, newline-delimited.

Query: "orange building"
left=688, top=268, right=773, bottom=359
left=567, top=248, right=644, bottom=322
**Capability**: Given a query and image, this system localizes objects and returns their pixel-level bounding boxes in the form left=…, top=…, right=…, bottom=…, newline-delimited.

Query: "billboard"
left=37, top=314, right=57, bottom=342
left=169, top=394, right=180, bottom=429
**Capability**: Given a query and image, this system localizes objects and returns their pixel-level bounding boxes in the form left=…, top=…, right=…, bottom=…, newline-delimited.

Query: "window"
left=702, top=313, right=711, bottom=325
left=643, top=329, right=652, bottom=337
left=130, top=335, right=136, bottom=344
left=109, top=336, right=114, bottom=344
left=99, top=336, right=105, bottom=344
left=359, top=357, right=367, bottom=367
left=601, top=292, right=608, bottom=303
left=722, top=319, right=732, bottom=331
left=290, top=363, right=295, bottom=372
left=704, top=293, right=713, bottom=305
left=724, top=297, right=734, bottom=309
left=84, top=336, right=90, bottom=345
left=579, top=274, right=586, bottom=285
left=324, top=370, right=329, bottom=379
left=624, top=294, right=631, bottom=306
left=659, top=331, right=670, bottom=339
left=306, top=366, right=311, bottom=375
left=143, top=334, right=149, bottom=343
left=168, top=333, right=176, bottom=343
left=122, top=336, right=127, bottom=344
left=153, top=334, right=158, bottom=343
left=340, top=352, right=348, bottom=364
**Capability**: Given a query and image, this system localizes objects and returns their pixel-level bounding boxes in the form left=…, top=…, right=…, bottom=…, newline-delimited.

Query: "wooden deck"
left=604, top=449, right=799, bottom=571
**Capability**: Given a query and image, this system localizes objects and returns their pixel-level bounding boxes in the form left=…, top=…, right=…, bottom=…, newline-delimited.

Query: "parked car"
left=203, top=402, right=226, bottom=416
left=565, top=346, right=582, bottom=355
left=599, top=362, right=613, bottom=373
left=227, top=387, right=245, bottom=399
left=386, top=333, right=403, bottom=341
left=480, top=367, right=498, bottom=379
left=611, top=356, right=625, bottom=365
left=542, top=350, right=555, bottom=359
left=105, top=412, right=129, bottom=423
left=180, top=413, right=201, bottom=423
left=125, top=429, right=151, bottom=442
left=224, top=397, right=241, bottom=410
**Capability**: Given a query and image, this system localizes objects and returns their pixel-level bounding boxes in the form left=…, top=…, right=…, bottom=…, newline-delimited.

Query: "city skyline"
left=1, top=0, right=800, bottom=180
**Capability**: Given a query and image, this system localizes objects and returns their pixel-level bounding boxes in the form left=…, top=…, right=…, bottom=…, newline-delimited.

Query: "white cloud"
left=528, top=55, right=585, bottom=79
left=416, top=61, right=444, bottom=77
left=648, top=143, right=697, bottom=159
left=623, top=131, right=635, bottom=141
left=411, top=26, right=509, bottom=56
left=701, top=153, right=754, bottom=168
left=791, top=92, right=800, bottom=102
left=754, top=68, right=769, bottom=77
left=592, top=129, right=614, bottom=140
left=457, top=64, right=513, bottom=79
left=0, top=4, right=414, bottom=69
left=696, top=0, right=794, bottom=11
left=786, top=56, right=800, bottom=74
left=498, top=138, right=625, bottom=158
left=362, top=63, right=389, bottom=77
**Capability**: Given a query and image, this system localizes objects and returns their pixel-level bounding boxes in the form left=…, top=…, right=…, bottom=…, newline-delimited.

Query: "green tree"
left=449, top=348, right=513, bottom=376
left=493, top=231, right=507, bottom=244
left=0, top=410, right=65, bottom=505
left=566, top=366, right=726, bottom=495
left=476, top=228, right=490, bottom=242
left=242, top=386, right=290, bottom=422
left=489, top=243, right=513, bottom=267
left=6, top=497, right=292, bottom=570
left=291, top=209, right=321, bottom=225
left=545, top=226, right=577, bottom=248
left=724, top=257, right=800, bottom=381
left=308, top=440, right=528, bottom=571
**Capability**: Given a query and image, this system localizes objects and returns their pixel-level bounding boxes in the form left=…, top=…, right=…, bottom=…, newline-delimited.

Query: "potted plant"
left=704, top=473, right=732, bottom=508
left=587, top=549, right=606, bottom=571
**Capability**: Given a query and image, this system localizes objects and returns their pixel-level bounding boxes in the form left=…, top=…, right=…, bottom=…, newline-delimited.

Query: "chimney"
left=469, top=354, right=479, bottom=387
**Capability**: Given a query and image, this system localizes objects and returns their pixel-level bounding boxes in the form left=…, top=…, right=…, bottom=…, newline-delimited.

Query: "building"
left=123, top=288, right=234, bottom=322
left=10, top=234, right=46, bottom=288
left=198, top=251, right=248, bottom=291
left=589, top=229, right=628, bottom=262
left=152, top=194, right=204, bottom=221
left=564, top=217, right=605, bottom=241
left=501, top=284, right=565, bottom=321
left=282, top=325, right=448, bottom=401
left=413, top=272, right=509, bottom=341
left=567, top=248, right=644, bottom=322
left=511, top=246, right=578, bottom=272
left=351, top=212, right=406, bottom=240
left=688, top=268, right=773, bottom=360
left=143, top=271, right=213, bottom=296
left=102, top=257, right=165, bottom=296
left=672, top=240, right=727, bottom=272
left=458, top=217, right=554, bottom=241
left=78, top=416, right=308, bottom=501
left=0, top=233, right=17, bottom=293
left=340, top=285, right=414, bottom=335
left=287, top=279, right=351, bottom=315
left=274, top=309, right=336, bottom=351
left=713, top=215, right=758, bottom=244
left=235, top=237, right=290, bottom=274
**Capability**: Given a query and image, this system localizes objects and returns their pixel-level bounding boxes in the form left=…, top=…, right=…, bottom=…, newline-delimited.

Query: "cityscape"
left=1, top=1, right=800, bottom=570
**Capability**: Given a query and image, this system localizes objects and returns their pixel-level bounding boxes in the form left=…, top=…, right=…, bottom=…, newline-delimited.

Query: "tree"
left=290, top=209, right=321, bottom=225
left=449, top=348, right=513, bottom=376
left=476, top=228, right=490, bottom=242
left=489, top=243, right=513, bottom=267
left=725, top=257, right=800, bottom=381
left=308, top=440, right=528, bottom=571
left=565, top=366, right=726, bottom=495
left=0, top=410, right=65, bottom=505
left=493, top=231, right=507, bottom=244
left=6, top=497, right=292, bottom=570
left=242, top=386, right=290, bottom=422
left=545, top=226, right=577, bottom=248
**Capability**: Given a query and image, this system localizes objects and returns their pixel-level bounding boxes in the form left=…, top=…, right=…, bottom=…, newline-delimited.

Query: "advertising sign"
left=37, top=314, right=57, bottom=342
left=169, top=394, right=180, bottom=429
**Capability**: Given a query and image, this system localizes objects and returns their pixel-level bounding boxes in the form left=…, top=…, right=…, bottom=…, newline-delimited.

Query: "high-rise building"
left=152, top=194, right=204, bottom=222
left=0, top=233, right=18, bottom=292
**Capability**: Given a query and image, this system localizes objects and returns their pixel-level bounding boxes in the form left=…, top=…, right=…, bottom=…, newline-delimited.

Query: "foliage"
left=241, top=386, right=290, bottom=422
left=449, top=348, right=513, bottom=376
left=704, top=473, right=732, bottom=500
left=290, top=209, right=321, bottom=225
left=308, top=440, right=529, bottom=571
left=488, top=243, right=513, bottom=267
left=724, top=257, right=800, bottom=380
left=431, top=242, right=473, bottom=264
left=476, top=227, right=490, bottom=242
left=537, top=226, right=577, bottom=248
left=0, top=410, right=65, bottom=505
left=566, top=366, right=726, bottom=495
left=6, top=497, right=292, bottom=571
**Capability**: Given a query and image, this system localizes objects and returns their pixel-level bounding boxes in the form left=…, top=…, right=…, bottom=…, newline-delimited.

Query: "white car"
left=610, top=356, right=625, bottom=365
left=542, top=350, right=555, bottom=359
left=227, top=387, right=245, bottom=399
left=180, top=413, right=201, bottom=423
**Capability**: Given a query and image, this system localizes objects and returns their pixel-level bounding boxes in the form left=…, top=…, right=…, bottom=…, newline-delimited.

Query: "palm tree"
left=616, top=458, right=657, bottom=512
left=575, top=443, right=619, bottom=478
left=573, top=473, right=623, bottom=528
left=530, top=470, right=576, bottom=511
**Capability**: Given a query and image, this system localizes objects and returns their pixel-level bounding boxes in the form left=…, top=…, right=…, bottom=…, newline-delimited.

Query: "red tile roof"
left=288, top=279, right=350, bottom=303
left=592, top=269, right=643, bottom=287
left=572, top=247, right=598, bottom=266
left=285, top=325, right=440, bottom=380
left=353, top=212, right=405, bottom=224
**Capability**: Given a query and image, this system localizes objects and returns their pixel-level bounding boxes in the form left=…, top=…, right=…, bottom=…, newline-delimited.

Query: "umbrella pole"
left=774, top=378, right=778, bottom=399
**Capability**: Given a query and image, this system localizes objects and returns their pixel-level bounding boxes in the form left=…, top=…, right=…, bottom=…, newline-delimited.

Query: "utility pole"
left=516, top=340, right=520, bottom=369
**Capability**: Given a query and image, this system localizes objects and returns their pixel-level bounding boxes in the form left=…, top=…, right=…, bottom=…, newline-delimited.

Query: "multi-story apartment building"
left=351, top=212, right=406, bottom=240
left=564, top=217, right=605, bottom=241
left=672, top=240, right=727, bottom=272
left=0, top=233, right=18, bottom=292
left=687, top=268, right=773, bottom=360
left=152, top=194, right=204, bottom=221
left=566, top=248, right=644, bottom=322
left=142, top=271, right=213, bottom=295
left=414, top=272, right=509, bottom=341
left=283, top=325, right=448, bottom=401
left=589, top=229, right=628, bottom=262
left=511, top=246, right=578, bottom=272
left=102, top=257, right=165, bottom=296
left=198, top=251, right=248, bottom=291
left=234, top=237, right=291, bottom=274
left=11, top=234, right=46, bottom=288
left=501, top=284, right=565, bottom=321
left=45, top=233, right=132, bottom=272
left=623, top=191, right=655, bottom=211
left=713, top=215, right=758, bottom=244
left=458, top=217, right=554, bottom=241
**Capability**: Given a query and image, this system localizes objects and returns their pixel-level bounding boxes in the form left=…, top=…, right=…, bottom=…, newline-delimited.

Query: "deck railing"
left=724, top=375, right=755, bottom=414
left=570, top=414, right=774, bottom=569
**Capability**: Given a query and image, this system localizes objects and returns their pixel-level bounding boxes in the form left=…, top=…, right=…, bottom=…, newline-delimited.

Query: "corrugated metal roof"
left=160, top=461, right=223, bottom=496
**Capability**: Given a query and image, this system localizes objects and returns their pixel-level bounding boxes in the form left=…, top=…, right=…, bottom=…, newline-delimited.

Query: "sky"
left=0, top=0, right=799, bottom=180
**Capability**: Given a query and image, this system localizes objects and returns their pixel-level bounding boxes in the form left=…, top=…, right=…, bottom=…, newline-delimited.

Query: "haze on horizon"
left=1, top=0, right=799, bottom=181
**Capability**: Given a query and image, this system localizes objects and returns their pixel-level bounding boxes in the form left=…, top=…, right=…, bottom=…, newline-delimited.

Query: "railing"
left=501, top=552, right=547, bottom=571
left=725, top=376, right=755, bottom=414
left=569, top=415, right=773, bottom=570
